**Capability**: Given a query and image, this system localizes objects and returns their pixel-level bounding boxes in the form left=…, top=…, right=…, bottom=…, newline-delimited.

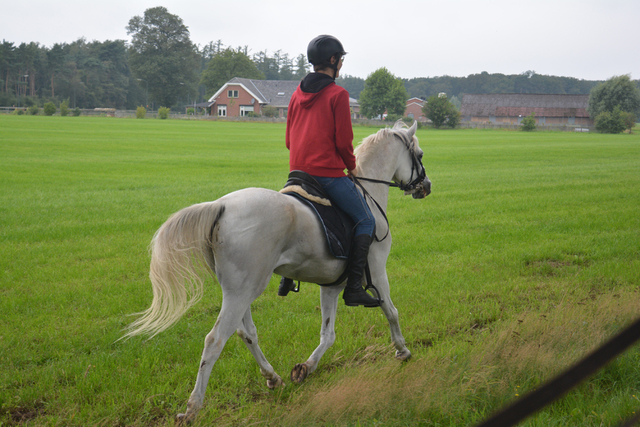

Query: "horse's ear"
left=408, top=121, right=418, bottom=138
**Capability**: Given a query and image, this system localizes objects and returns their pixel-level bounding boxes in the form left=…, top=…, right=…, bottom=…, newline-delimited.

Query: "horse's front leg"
left=291, top=284, right=342, bottom=383
left=371, top=265, right=411, bottom=361
left=236, top=306, right=284, bottom=389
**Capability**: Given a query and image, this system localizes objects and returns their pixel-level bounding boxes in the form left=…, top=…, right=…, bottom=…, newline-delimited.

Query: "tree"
left=127, top=7, right=199, bottom=108
left=423, top=93, right=460, bottom=128
left=336, top=74, right=365, bottom=99
left=359, top=67, right=408, bottom=119
left=449, top=95, right=461, bottom=111
left=0, top=41, right=16, bottom=95
left=621, top=111, right=637, bottom=133
left=200, top=48, right=264, bottom=98
left=588, top=75, right=640, bottom=118
left=47, top=43, right=65, bottom=98
left=293, top=54, right=309, bottom=80
left=252, top=51, right=279, bottom=80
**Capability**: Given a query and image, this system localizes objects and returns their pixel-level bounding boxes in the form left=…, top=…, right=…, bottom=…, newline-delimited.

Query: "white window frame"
left=227, top=89, right=239, bottom=98
left=218, top=105, right=227, bottom=117
left=240, top=105, right=254, bottom=117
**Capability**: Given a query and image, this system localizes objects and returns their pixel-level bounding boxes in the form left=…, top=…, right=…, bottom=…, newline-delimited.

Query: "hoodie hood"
left=300, top=73, right=335, bottom=94
left=296, top=73, right=336, bottom=109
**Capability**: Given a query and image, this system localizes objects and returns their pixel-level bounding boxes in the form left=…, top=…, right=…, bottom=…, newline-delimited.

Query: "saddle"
left=280, top=171, right=354, bottom=260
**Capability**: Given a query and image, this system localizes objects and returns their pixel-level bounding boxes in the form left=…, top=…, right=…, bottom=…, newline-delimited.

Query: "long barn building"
left=460, top=93, right=592, bottom=126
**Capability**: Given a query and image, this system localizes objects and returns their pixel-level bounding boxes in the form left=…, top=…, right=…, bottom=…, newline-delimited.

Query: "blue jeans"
left=313, top=175, right=375, bottom=238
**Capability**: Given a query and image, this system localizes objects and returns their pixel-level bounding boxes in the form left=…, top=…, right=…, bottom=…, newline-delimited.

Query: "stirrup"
left=278, top=277, right=299, bottom=297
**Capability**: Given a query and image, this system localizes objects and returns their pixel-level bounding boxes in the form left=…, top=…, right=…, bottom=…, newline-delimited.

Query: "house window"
left=218, top=105, right=227, bottom=117
left=227, top=90, right=239, bottom=98
left=240, top=105, right=254, bottom=117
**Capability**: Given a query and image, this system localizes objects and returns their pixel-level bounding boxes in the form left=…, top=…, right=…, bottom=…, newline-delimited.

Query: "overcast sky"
left=2, top=0, right=638, bottom=82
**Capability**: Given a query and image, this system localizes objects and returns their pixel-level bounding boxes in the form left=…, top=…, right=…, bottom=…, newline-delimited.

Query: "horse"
left=124, top=120, right=431, bottom=423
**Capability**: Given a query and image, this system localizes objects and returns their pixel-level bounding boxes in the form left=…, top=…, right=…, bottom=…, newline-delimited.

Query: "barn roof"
left=460, top=93, right=590, bottom=118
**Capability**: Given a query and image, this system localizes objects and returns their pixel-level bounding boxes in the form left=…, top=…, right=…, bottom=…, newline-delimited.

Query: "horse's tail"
left=122, top=201, right=225, bottom=339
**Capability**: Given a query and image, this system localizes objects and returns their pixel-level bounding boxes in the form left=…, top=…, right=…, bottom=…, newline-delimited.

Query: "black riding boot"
left=278, top=276, right=297, bottom=296
left=343, top=234, right=382, bottom=307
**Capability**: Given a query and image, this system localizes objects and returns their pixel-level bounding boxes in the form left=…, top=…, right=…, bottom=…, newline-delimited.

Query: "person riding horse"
left=284, top=35, right=380, bottom=308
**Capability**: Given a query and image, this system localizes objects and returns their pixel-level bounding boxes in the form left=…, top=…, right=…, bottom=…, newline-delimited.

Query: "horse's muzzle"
left=406, top=177, right=431, bottom=199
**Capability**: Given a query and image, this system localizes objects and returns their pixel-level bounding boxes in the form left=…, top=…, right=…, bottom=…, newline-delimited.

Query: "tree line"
left=1, top=6, right=637, bottom=113
left=0, top=8, right=310, bottom=110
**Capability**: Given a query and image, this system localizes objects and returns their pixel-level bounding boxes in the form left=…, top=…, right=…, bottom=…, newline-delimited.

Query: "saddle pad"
left=280, top=171, right=354, bottom=259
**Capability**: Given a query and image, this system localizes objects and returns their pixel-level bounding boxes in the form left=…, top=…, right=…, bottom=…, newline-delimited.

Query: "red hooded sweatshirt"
left=286, top=73, right=355, bottom=177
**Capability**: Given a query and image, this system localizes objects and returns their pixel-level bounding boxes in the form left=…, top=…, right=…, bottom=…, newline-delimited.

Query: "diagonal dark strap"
left=351, top=175, right=391, bottom=243
left=476, top=316, right=640, bottom=427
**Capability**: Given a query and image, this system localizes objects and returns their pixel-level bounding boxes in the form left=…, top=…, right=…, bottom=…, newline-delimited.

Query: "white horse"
left=124, top=120, right=431, bottom=423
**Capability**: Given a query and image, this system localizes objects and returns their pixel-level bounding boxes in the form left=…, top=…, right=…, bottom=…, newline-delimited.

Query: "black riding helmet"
left=307, top=35, right=346, bottom=73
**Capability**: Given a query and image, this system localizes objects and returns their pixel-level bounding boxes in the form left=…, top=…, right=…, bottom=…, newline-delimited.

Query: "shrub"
left=158, top=107, right=170, bottom=120
left=12, top=108, right=24, bottom=115
left=136, top=106, right=147, bottom=119
left=27, top=105, right=40, bottom=115
left=595, top=107, right=626, bottom=134
left=261, top=106, right=279, bottom=118
left=43, top=102, right=56, bottom=116
left=60, top=100, right=69, bottom=116
left=521, top=113, right=536, bottom=131
left=186, top=107, right=195, bottom=116
left=73, top=107, right=81, bottom=117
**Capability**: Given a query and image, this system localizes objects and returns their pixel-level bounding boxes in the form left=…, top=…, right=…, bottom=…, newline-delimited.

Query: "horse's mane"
left=354, top=120, right=418, bottom=162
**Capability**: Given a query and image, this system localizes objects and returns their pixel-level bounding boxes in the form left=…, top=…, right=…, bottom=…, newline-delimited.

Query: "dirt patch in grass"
left=5, top=401, right=46, bottom=425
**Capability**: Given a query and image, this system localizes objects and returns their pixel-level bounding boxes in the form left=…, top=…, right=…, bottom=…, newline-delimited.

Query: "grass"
left=1, top=115, right=639, bottom=426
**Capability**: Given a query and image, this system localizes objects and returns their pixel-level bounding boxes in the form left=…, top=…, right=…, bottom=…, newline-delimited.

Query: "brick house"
left=208, top=78, right=300, bottom=118
left=460, top=93, right=593, bottom=125
left=209, top=77, right=365, bottom=119
left=405, top=97, right=427, bottom=121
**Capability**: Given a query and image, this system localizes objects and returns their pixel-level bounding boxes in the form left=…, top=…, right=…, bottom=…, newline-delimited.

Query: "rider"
left=284, top=35, right=380, bottom=308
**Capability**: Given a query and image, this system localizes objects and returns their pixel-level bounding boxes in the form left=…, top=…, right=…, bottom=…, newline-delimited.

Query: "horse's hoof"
left=291, top=363, right=309, bottom=383
left=176, top=413, right=192, bottom=425
left=267, top=376, right=285, bottom=389
left=395, top=349, right=412, bottom=361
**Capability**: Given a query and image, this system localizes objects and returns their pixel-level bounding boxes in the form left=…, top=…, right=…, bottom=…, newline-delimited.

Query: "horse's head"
left=390, top=120, right=431, bottom=199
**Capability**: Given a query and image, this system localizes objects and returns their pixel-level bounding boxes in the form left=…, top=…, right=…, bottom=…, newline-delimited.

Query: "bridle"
left=354, top=131, right=426, bottom=191
left=351, top=132, right=428, bottom=242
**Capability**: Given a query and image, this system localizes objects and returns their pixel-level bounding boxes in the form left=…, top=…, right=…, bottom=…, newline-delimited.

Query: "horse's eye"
left=418, top=152, right=424, bottom=161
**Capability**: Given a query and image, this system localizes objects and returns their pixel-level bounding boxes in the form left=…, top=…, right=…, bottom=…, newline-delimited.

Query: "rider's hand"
left=348, top=169, right=358, bottom=177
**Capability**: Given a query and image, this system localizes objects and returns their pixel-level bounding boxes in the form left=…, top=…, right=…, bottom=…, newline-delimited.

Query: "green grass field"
left=1, top=115, right=639, bottom=426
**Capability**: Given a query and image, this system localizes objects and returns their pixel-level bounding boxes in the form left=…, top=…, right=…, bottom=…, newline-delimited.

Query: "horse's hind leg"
left=177, top=295, right=254, bottom=423
left=291, top=285, right=342, bottom=383
left=236, top=306, right=284, bottom=389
